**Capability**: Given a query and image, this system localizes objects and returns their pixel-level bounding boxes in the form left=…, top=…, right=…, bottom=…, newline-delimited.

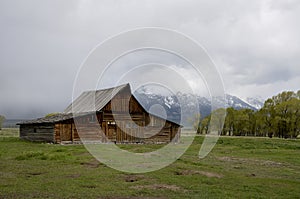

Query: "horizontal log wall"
left=20, top=124, right=55, bottom=142
left=53, top=115, right=180, bottom=144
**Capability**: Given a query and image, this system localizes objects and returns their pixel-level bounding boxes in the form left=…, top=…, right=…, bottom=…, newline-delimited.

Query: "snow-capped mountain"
left=134, top=90, right=263, bottom=127
left=224, top=94, right=259, bottom=110
left=245, top=97, right=264, bottom=110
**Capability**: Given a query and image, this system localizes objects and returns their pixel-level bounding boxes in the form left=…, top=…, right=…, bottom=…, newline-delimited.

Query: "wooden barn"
left=18, top=84, right=181, bottom=144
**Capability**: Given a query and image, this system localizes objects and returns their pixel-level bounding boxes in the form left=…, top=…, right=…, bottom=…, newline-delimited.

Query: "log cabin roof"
left=17, top=113, right=74, bottom=124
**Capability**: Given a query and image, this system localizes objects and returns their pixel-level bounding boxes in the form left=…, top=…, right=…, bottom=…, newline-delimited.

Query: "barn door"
left=60, top=124, right=72, bottom=142
left=108, top=122, right=117, bottom=142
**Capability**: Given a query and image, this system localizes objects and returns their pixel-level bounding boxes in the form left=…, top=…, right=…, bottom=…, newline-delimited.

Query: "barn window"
left=108, top=121, right=116, bottom=125
left=33, top=128, right=37, bottom=133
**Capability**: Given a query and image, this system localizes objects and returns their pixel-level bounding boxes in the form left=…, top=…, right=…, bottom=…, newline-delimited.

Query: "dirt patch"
left=27, top=172, right=43, bottom=176
left=124, top=174, right=145, bottom=182
left=26, top=172, right=44, bottom=177
left=175, top=170, right=223, bottom=178
left=132, top=184, right=181, bottom=191
left=197, top=171, right=223, bottom=178
left=246, top=173, right=256, bottom=177
left=217, top=156, right=283, bottom=166
left=262, top=160, right=283, bottom=166
left=80, top=159, right=100, bottom=168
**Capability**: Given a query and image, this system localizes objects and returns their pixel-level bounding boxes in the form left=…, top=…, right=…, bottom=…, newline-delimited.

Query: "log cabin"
left=18, top=84, right=181, bottom=144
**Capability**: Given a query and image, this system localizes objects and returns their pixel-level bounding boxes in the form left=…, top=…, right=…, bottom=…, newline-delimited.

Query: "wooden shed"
left=18, top=84, right=181, bottom=144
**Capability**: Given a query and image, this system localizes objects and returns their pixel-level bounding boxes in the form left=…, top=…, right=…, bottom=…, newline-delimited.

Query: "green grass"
left=0, top=129, right=299, bottom=198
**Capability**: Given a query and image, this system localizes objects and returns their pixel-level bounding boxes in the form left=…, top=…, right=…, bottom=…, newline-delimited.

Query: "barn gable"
left=18, top=84, right=181, bottom=144
left=64, top=83, right=130, bottom=113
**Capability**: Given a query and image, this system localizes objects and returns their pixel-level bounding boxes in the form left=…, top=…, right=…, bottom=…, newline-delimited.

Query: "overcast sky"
left=1, top=0, right=300, bottom=119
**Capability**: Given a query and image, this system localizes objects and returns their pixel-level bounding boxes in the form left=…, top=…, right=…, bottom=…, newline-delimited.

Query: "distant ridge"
left=134, top=90, right=264, bottom=127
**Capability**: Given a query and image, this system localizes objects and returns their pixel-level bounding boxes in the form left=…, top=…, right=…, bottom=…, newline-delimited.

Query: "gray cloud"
left=0, top=0, right=299, bottom=119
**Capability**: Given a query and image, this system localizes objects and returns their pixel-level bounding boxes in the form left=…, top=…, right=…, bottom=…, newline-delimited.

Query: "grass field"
left=0, top=128, right=19, bottom=137
left=0, top=128, right=299, bottom=198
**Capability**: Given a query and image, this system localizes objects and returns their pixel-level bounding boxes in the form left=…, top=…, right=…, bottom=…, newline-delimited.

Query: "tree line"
left=195, top=90, right=300, bottom=138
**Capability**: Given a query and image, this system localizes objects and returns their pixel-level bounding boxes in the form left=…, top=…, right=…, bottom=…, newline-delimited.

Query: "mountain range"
left=3, top=91, right=264, bottom=128
left=134, top=90, right=264, bottom=126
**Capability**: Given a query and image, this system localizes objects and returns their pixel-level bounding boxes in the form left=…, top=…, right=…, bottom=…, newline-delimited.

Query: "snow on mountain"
left=133, top=90, right=262, bottom=127
left=164, top=96, right=175, bottom=109
left=224, top=94, right=258, bottom=110
left=245, top=97, right=264, bottom=110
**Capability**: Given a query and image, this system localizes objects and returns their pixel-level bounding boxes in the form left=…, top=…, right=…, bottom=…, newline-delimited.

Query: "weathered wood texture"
left=20, top=124, right=55, bottom=142
left=19, top=84, right=181, bottom=144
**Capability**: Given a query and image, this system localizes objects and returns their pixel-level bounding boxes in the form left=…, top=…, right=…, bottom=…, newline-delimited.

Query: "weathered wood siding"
left=53, top=89, right=180, bottom=143
left=97, top=87, right=180, bottom=143
left=24, top=87, right=181, bottom=144
left=20, top=124, right=55, bottom=142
